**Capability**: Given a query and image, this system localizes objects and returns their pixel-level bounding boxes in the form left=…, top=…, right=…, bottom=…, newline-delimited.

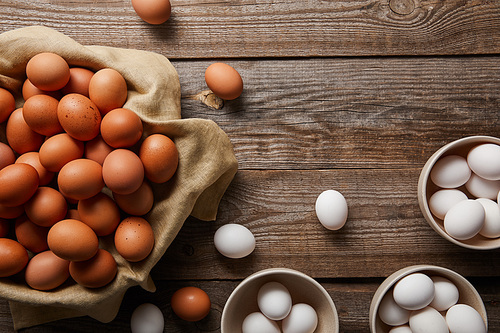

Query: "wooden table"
left=1, top=0, right=500, bottom=331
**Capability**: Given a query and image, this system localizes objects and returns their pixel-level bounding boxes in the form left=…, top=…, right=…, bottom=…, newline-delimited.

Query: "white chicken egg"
left=130, top=303, right=164, bottom=333
left=430, top=155, right=471, bottom=188
left=476, top=198, right=500, bottom=238
left=315, top=189, right=348, bottom=230
left=257, top=281, right=292, bottom=320
left=378, top=290, right=410, bottom=326
left=429, top=276, right=459, bottom=312
left=389, top=325, right=412, bottom=333
left=465, top=173, right=500, bottom=200
left=428, top=189, right=468, bottom=220
left=446, top=304, right=487, bottom=333
left=444, top=199, right=485, bottom=240
left=409, top=306, right=449, bottom=333
left=242, top=312, right=280, bottom=333
left=214, top=224, right=255, bottom=259
left=467, top=143, right=500, bottom=180
left=282, top=303, right=318, bottom=333
left=393, top=273, right=435, bottom=311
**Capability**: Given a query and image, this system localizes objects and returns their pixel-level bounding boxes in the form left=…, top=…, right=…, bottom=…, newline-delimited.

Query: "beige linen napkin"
left=0, top=26, right=238, bottom=330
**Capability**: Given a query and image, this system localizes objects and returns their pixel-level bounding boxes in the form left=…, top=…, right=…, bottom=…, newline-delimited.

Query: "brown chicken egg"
left=57, top=93, right=101, bottom=141
left=114, top=217, right=154, bottom=262
left=58, top=159, right=104, bottom=200
left=22, top=94, right=63, bottom=136
left=39, top=133, right=84, bottom=172
left=84, top=135, right=114, bottom=165
left=25, top=250, right=70, bottom=291
left=0, top=163, right=39, bottom=207
left=100, top=108, right=143, bottom=148
left=0, top=87, right=16, bottom=123
left=47, top=219, right=99, bottom=262
left=0, top=204, right=24, bottom=220
left=26, top=52, right=70, bottom=91
left=171, top=286, right=211, bottom=322
left=14, top=215, right=49, bottom=253
left=24, top=187, right=68, bottom=227
left=16, top=152, right=55, bottom=185
left=102, top=149, right=144, bottom=195
left=205, top=62, right=243, bottom=100
left=61, top=67, right=94, bottom=97
left=131, top=0, right=171, bottom=25
left=139, top=134, right=178, bottom=183
left=0, top=219, right=8, bottom=238
left=113, top=181, right=154, bottom=216
left=0, top=238, right=29, bottom=277
left=22, top=79, right=61, bottom=101
left=69, top=249, right=117, bottom=288
left=6, top=108, right=44, bottom=154
left=0, top=142, right=16, bottom=170
left=78, top=192, right=120, bottom=236
left=89, top=68, right=127, bottom=115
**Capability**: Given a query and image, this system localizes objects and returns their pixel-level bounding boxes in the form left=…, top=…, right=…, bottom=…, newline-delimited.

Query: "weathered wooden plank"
left=174, top=56, right=500, bottom=170
left=1, top=0, right=500, bottom=58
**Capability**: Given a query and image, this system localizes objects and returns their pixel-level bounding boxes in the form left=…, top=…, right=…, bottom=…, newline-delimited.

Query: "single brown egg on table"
left=61, top=67, right=94, bottom=97
left=14, top=215, right=50, bottom=253
left=205, top=63, right=243, bottom=100
left=6, top=108, right=44, bottom=154
left=24, top=187, right=68, bottom=228
left=69, top=248, right=117, bottom=288
left=102, top=149, right=144, bottom=195
left=0, top=142, right=16, bottom=170
left=0, top=163, right=39, bottom=207
left=39, top=133, right=84, bottom=172
left=0, top=87, right=16, bottom=123
left=22, top=79, right=62, bottom=101
left=0, top=219, right=9, bottom=237
left=131, top=0, right=171, bottom=25
left=58, top=159, right=104, bottom=200
left=113, top=180, right=154, bottom=216
left=16, top=152, right=55, bottom=185
left=89, top=68, right=127, bottom=115
left=100, top=108, right=143, bottom=148
left=47, top=219, right=99, bottom=262
left=0, top=238, right=29, bottom=277
left=84, top=135, right=114, bottom=165
left=171, top=286, right=211, bottom=322
left=57, top=93, right=101, bottom=141
left=78, top=192, right=120, bottom=236
left=139, top=134, right=178, bottom=183
left=25, top=250, right=70, bottom=291
left=114, top=216, right=154, bottom=262
left=26, top=52, right=70, bottom=91
left=0, top=203, right=24, bottom=220
left=22, top=94, right=63, bottom=136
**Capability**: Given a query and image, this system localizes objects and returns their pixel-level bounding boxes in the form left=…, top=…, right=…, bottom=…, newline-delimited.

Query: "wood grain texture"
left=1, top=0, right=500, bottom=58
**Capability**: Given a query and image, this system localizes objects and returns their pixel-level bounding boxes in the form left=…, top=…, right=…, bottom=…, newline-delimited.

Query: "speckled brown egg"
left=26, top=52, right=70, bottom=91
left=47, top=219, right=99, bottom=262
left=69, top=248, right=117, bottom=288
left=113, top=181, right=154, bottom=216
left=22, top=79, right=61, bottom=101
left=25, top=250, right=70, bottom=291
left=89, top=68, right=127, bottom=115
left=39, top=133, right=84, bottom=172
left=78, top=192, right=120, bottom=236
left=132, top=0, right=171, bottom=25
left=6, top=108, right=44, bottom=154
left=0, top=163, right=39, bottom=207
left=0, top=203, right=24, bottom=220
left=61, top=67, right=94, bottom=97
left=114, top=216, right=154, bottom=262
left=84, top=135, right=114, bottom=165
left=57, top=93, right=101, bottom=141
left=24, top=187, right=68, bottom=227
left=0, top=87, right=16, bottom=123
left=0, top=238, right=29, bottom=277
left=102, top=149, right=144, bottom=195
left=58, top=159, right=104, bottom=200
left=205, top=63, right=243, bottom=100
left=15, top=152, right=55, bottom=185
left=139, top=134, right=178, bottom=183
left=14, top=215, right=50, bottom=253
left=0, top=142, right=16, bottom=170
left=22, top=94, right=63, bottom=136
left=100, top=108, right=143, bottom=148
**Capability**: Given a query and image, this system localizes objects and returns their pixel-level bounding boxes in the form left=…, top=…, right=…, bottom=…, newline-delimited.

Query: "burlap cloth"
left=0, top=26, right=238, bottom=330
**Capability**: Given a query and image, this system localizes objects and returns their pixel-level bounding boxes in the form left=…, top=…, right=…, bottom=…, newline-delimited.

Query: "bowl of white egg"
left=221, top=267, right=339, bottom=333
left=369, top=264, right=487, bottom=333
left=418, top=135, right=500, bottom=250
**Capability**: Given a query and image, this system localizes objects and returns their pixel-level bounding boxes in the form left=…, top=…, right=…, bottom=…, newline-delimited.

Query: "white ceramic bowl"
left=221, top=268, right=339, bottom=333
left=418, top=135, right=500, bottom=250
left=369, top=265, right=487, bottom=333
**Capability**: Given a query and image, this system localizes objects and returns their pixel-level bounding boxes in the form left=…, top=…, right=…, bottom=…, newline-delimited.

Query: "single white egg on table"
left=242, top=312, right=280, bottom=333
left=467, top=143, right=500, bottom=180
left=378, top=290, right=410, bottom=326
left=409, top=306, right=449, bottom=333
left=130, top=303, right=164, bottom=333
left=214, top=223, right=255, bottom=259
left=257, top=281, right=292, bottom=320
left=428, top=189, right=468, bottom=220
left=282, top=303, right=318, bottom=333
left=315, top=189, right=348, bottom=230
left=393, top=273, right=435, bottom=311
left=444, top=199, right=485, bottom=240
left=389, top=325, right=412, bottom=333
left=429, top=276, right=459, bottom=312
left=465, top=173, right=500, bottom=200
left=446, top=304, right=487, bottom=333
left=476, top=198, right=500, bottom=238
left=430, top=155, right=471, bottom=188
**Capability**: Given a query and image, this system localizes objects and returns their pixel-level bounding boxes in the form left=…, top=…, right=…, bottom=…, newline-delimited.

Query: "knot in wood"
left=389, top=0, right=415, bottom=15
